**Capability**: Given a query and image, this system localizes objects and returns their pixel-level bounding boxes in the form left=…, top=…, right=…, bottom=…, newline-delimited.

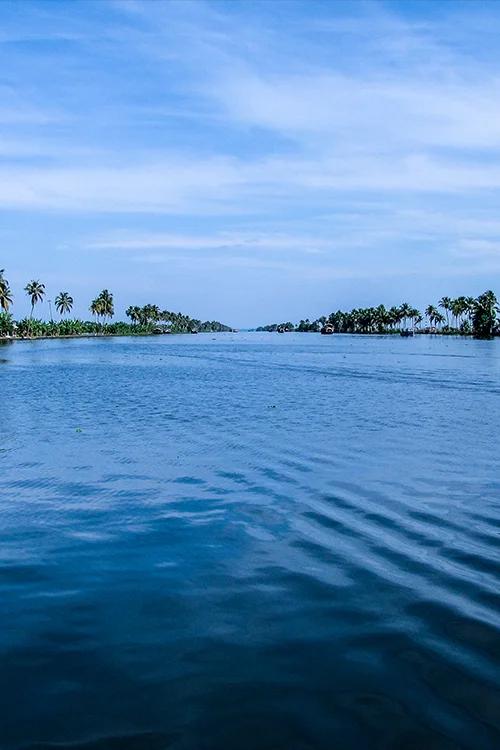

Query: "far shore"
left=0, top=331, right=235, bottom=343
left=0, top=332, right=166, bottom=342
left=2, top=329, right=499, bottom=344
left=1, top=278, right=497, bottom=340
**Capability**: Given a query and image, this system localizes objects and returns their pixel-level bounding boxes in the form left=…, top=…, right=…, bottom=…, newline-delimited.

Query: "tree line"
left=0, top=270, right=232, bottom=338
left=256, top=292, right=499, bottom=340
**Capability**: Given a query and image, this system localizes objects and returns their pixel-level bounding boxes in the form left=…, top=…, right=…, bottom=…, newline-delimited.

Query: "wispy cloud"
left=89, top=230, right=329, bottom=253
left=2, top=150, right=500, bottom=214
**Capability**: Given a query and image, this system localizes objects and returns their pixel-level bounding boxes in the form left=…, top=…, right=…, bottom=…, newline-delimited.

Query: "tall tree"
left=126, top=305, right=142, bottom=325
left=399, top=302, right=412, bottom=330
left=90, top=290, right=114, bottom=330
left=55, top=291, right=73, bottom=318
left=439, top=296, right=451, bottom=327
left=472, top=291, right=498, bottom=339
left=25, top=280, right=45, bottom=318
left=90, top=298, right=103, bottom=329
left=409, top=308, right=421, bottom=329
left=0, top=269, right=13, bottom=312
left=97, top=290, right=114, bottom=323
left=425, top=305, right=439, bottom=328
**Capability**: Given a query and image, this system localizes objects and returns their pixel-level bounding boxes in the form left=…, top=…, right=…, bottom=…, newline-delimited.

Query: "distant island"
left=256, top=291, right=499, bottom=340
left=0, top=270, right=233, bottom=340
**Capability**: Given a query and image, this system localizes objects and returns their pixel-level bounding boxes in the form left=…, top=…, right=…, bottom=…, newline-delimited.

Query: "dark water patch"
left=23, top=733, right=177, bottom=750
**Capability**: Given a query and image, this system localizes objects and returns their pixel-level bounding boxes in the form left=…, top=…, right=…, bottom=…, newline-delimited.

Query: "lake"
left=1, top=333, right=499, bottom=749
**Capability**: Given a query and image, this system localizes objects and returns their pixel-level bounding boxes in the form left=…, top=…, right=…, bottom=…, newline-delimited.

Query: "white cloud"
left=210, top=71, right=500, bottom=151
left=2, top=149, right=500, bottom=215
left=455, top=238, right=500, bottom=257
left=0, top=158, right=245, bottom=212
left=89, top=231, right=329, bottom=253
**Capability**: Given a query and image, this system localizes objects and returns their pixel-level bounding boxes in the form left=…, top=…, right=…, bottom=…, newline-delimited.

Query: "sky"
left=2, top=0, right=500, bottom=327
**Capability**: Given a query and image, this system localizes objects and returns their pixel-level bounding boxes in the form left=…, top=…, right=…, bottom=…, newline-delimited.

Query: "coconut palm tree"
left=89, top=290, right=114, bottom=330
left=97, top=289, right=114, bottom=324
left=55, top=291, right=73, bottom=318
left=434, top=312, right=445, bottom=329
left=126, top=305, right=142, bottom=325
left=463, top=296, right=475, bottom=328
left=25, top=280, right=45, bottom=317
left=455, top=296, right=469, bottom=328
left=0, top=269, right=13, bottom=312
left=439, top=296, right=451, bottom=327
left=399, top=302, right=412, bottom=330
left=425, top=305, right=438, bottom=328
left=388, top=306, right=401, bottom=331
left=24, top=280, right=45, bottom=335
left=472, top=290, right=499, bottom=339
left=449, top=298, right=461, bottom=329
left=408, top=308, right=421, bottom=329
left=90, top=297, right=103, bottom=330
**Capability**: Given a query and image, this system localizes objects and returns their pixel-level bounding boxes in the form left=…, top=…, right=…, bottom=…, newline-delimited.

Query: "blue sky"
left=2, top=0, right=500, bottom=326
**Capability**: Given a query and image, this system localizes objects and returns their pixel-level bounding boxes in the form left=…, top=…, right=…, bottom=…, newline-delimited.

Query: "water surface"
left=1, top=333, right=499, bottom=749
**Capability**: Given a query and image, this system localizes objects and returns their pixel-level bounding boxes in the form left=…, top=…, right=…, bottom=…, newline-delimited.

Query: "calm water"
left=1, top=333, right=499, bottom=750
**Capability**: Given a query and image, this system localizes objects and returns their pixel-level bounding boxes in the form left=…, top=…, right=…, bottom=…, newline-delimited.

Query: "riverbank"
left=0, top=330, right=237, bottom=343
left=256, top=291, right=499, bottom=339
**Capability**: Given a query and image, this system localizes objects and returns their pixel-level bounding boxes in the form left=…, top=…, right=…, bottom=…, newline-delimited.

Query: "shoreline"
left=0, top=332, right=193, bottom=343
left=0, top=331, right=237, bottom=343
left=2, top=330, right=497, bottom=344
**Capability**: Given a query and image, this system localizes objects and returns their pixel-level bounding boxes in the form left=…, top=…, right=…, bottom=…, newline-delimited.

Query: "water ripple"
left=1, top=334, right=499, bottom=749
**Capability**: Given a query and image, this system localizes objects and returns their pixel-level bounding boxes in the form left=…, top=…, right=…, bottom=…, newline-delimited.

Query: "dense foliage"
left=0, top=269, right=13, bottom=312
left=257, top=292, right=500, bottom=339
left=125, top=305, right=232, bottom=333
left=2, top=267, right=498, bottom=340
left=0, top=270, right=232, bottom=339
left=472, top=291, right=498, bottom=339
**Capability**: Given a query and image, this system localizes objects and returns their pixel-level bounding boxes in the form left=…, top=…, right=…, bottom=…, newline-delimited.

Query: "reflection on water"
left=1, top=333, right=499, bottom=749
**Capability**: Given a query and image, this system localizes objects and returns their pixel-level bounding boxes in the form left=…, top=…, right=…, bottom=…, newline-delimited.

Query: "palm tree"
left=450, top=298, right=461, bottom=330
left=25, top=280, right=45, bottom=317
left=399, top=302, right=412, bottom=330
left=455, top=296, right=468, bottom=328
left=55, top=291, right=73, bottom=318
left=472, top=290, right=499, bottom=339
left=434, top=312, right=445, bottom=328
left=90, top=298, right=103, bottom=330
left=408, top=307, right=421, bottom=330
left=388, top=306, right=401, bottom=331
left=97, top=290, right=114, bottom=324
left=425, top=305, right=438, bottom=328
left=24, top=280, right=45, bottom=335
left=126, top=305, right=142, bottom=325
left=90, top=290, right=114, bottom=330
left=439, top=296, right=451, bottom=327
left=0, top=269, right=13, bottom=312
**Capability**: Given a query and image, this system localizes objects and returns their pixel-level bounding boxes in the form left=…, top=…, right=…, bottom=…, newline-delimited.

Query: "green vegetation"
left=25, top=280, right=46, bottom=317
left=55, top=292, right=74, bottom=317
left=0, top=269, right=13, bottom=312
left=472, top=291, right=498, bottom=339
left=125, top=304, right=232, bottom=333
left=257, top=292, right=499, bottom=339
left=90, top=289, right=114, bottom=326
left=0, top=270, right=232, bottom=340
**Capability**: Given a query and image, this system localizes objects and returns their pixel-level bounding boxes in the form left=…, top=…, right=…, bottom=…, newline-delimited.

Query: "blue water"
left=1, top=333, right=499, bottom=750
